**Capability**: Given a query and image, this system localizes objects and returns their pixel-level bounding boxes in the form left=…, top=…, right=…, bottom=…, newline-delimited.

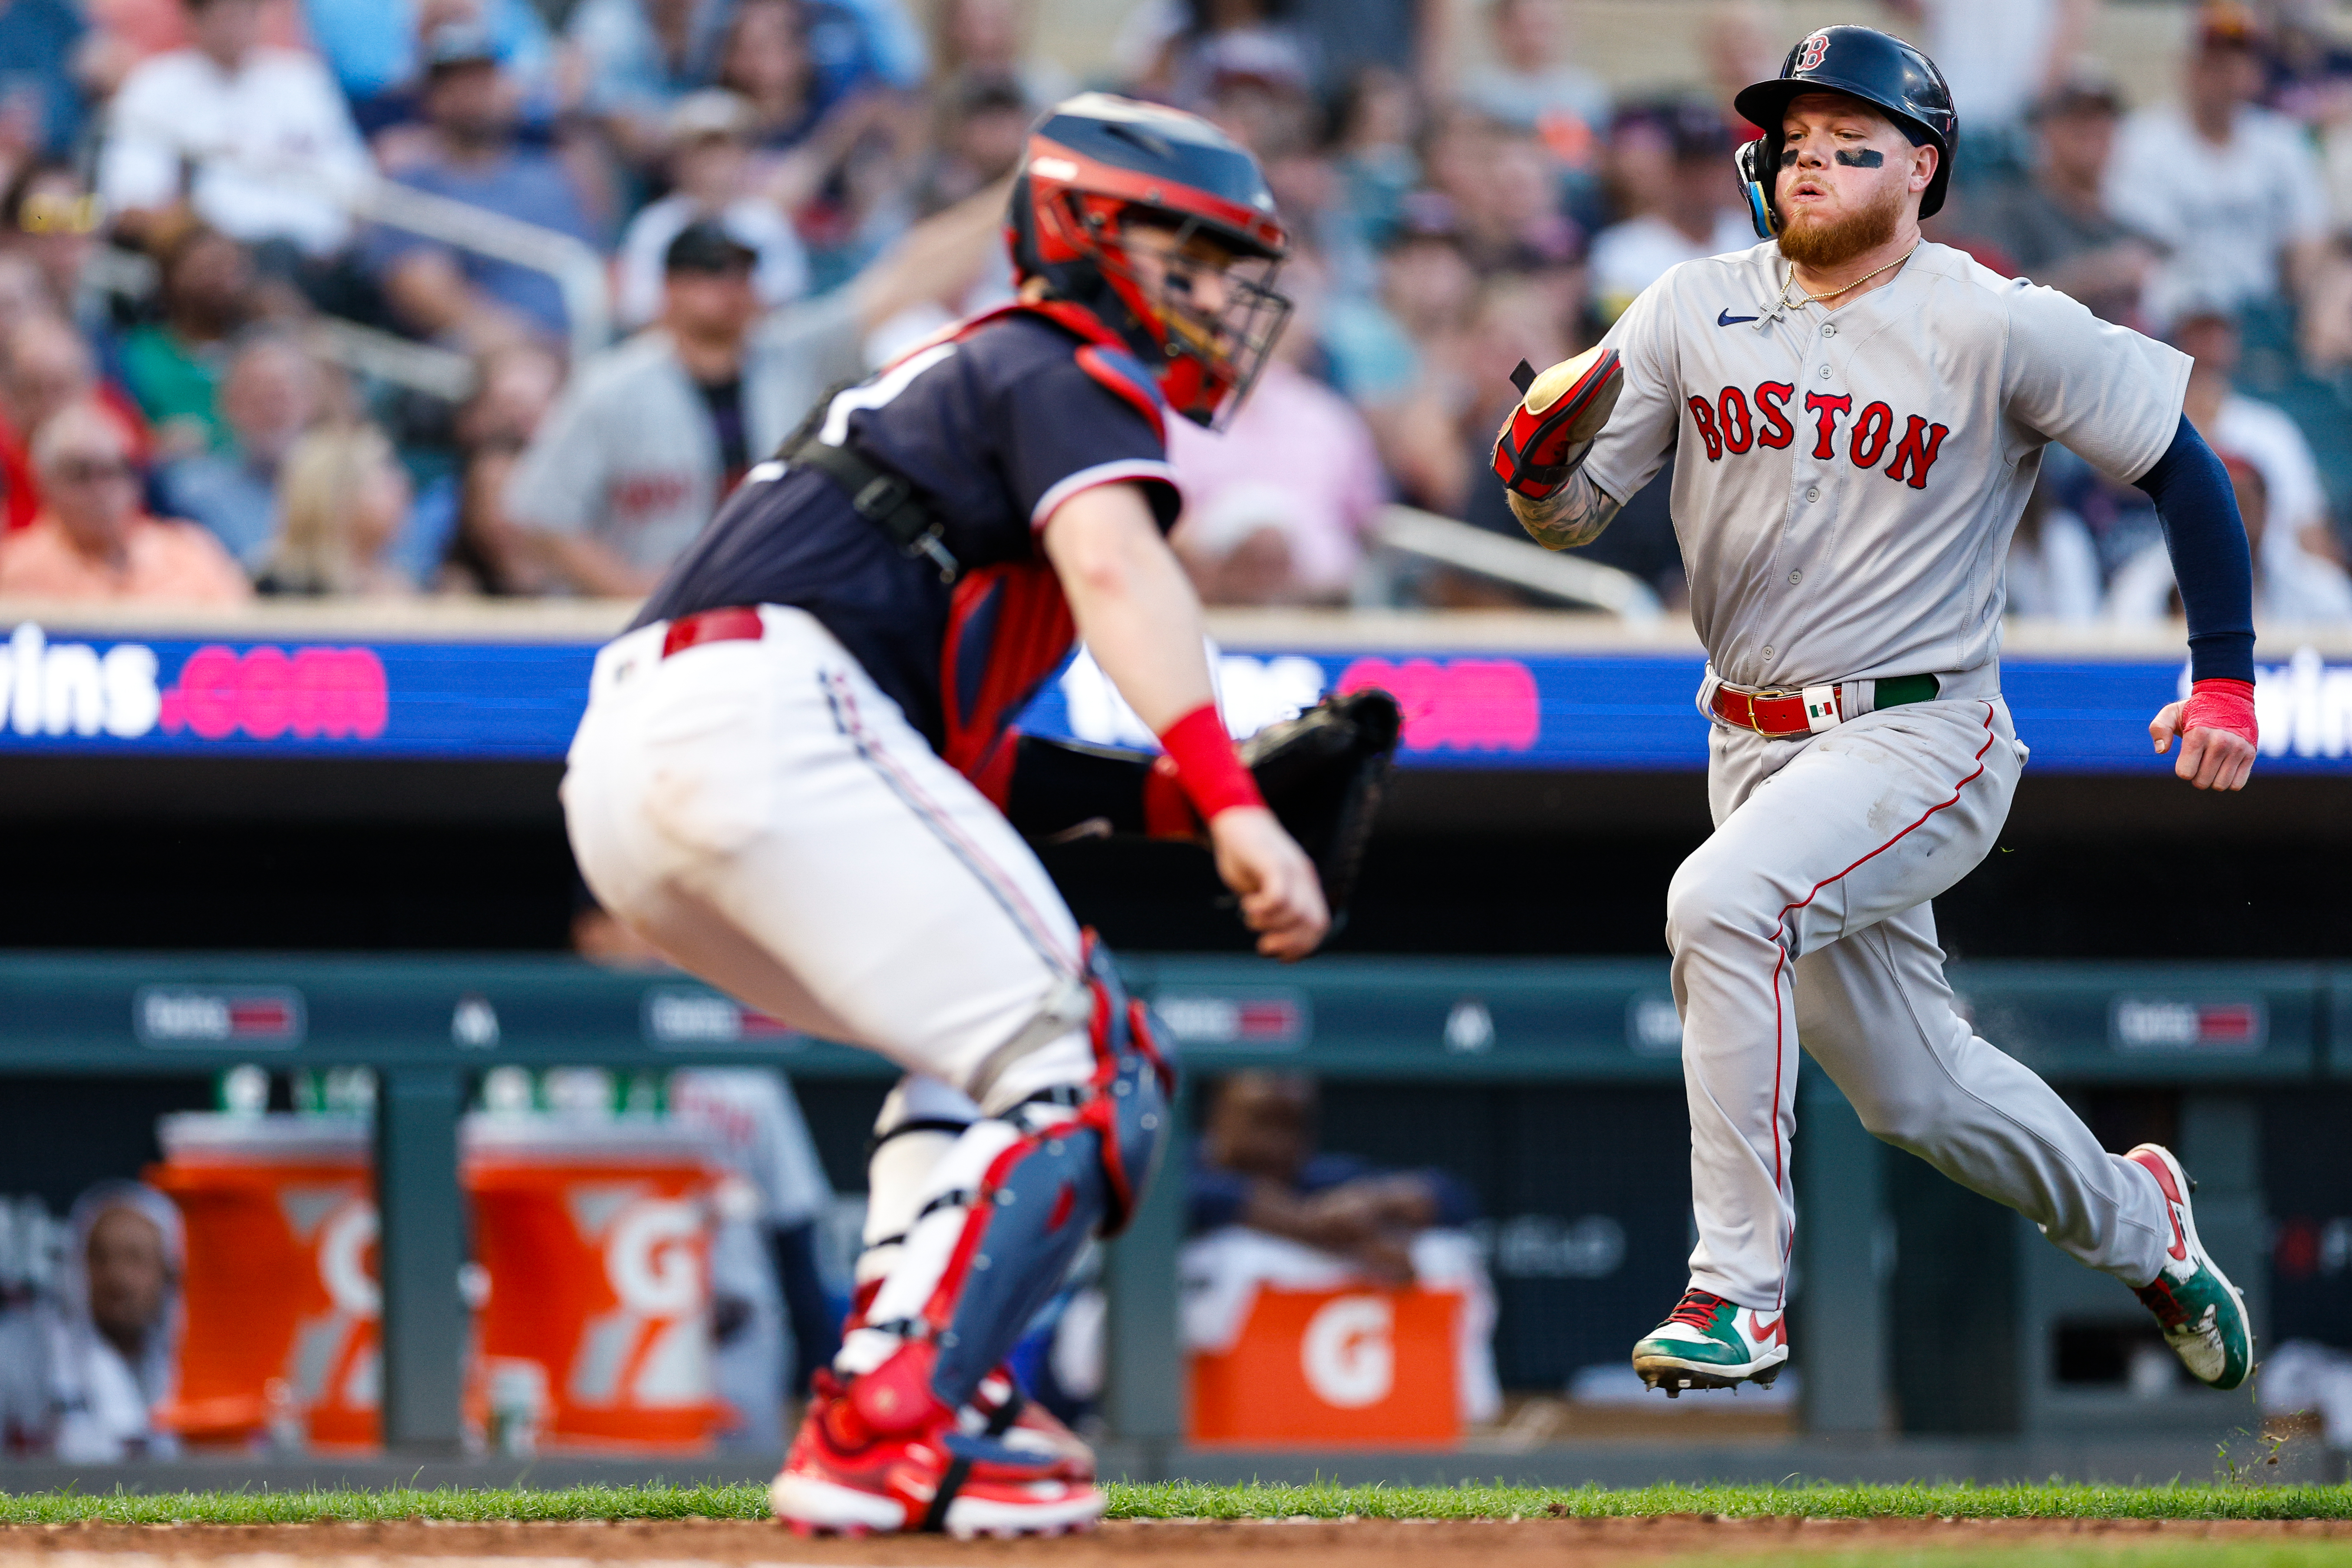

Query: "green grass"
left=1, top=1480, right=2350, bottom=1526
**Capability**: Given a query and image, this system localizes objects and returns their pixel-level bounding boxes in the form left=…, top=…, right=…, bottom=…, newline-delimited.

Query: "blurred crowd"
left=3, top=0, right=2352, bottom=623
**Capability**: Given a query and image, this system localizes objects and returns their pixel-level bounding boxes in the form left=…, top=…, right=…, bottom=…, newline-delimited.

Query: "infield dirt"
left=5, top=1516, right=2352, bottom=1568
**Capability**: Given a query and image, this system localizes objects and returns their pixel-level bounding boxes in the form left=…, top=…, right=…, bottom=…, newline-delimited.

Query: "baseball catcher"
left=564, top=95, right=1336, bottom=1535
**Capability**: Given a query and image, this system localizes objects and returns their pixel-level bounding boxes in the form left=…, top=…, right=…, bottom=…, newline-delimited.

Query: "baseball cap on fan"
left=2031, top=60, right=2124, bottom=122
left=422, top=20, right=500, bottom=74
left=2196, top=1, right=2265, bottom=50
left=664, top=218, right=758, bottom=275
left=667, top=89, right=756, bottom=148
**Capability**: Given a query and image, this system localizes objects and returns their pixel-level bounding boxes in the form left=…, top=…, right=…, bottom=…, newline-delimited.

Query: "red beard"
left=1776, top=178, right=1905, bottom=270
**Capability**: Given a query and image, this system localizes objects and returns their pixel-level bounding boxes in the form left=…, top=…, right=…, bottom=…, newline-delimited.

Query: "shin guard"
left=921, top=937, right=1174, bottom=1407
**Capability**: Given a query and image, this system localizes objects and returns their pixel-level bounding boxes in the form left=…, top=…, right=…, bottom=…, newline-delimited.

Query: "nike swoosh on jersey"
left=1717, top=309, right=1760, bottom=326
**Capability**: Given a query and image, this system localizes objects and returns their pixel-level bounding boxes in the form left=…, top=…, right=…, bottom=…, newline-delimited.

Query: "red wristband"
left=2182, top=677, right=2258, bottom=749
left=1155, top=702, right=1264, bottom=823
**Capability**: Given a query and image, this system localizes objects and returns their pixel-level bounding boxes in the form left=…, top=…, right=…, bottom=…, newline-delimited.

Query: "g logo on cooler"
left=1795, top=31, right=1831, bottom=71
left=605, top=1199, right=704, bottom=1317
left=1299, top=1294, right=1395, bottom=1408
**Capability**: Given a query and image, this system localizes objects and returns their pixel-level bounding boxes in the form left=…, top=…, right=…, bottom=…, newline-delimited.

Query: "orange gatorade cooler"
left=462, top=1116, right=729, bottom=1450
left=1189, top=1285, right=1462, bottom=1446
left=146, top=1113, right=381, bottom=1449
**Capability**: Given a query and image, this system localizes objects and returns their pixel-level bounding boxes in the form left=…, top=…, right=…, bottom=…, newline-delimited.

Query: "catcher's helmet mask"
left=1732, top=25, right=1958, bottom=240
left=1010, top=93, right=1293, bottom=429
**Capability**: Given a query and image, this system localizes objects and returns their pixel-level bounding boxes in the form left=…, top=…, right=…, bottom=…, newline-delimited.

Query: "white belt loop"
left=1694, top=665, right=1725, bottom=723
left=1801, top=684, right=1841, bottom=733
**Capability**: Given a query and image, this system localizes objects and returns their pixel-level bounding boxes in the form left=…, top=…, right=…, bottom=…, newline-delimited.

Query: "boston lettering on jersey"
left=1682, top=382, right=1950, bottom=491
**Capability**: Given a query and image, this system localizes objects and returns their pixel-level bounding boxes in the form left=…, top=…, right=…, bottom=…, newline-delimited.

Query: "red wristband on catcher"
left=2182, top=677, right=2258, bottom=749
left=1155, top=703, right=1264, bottom=823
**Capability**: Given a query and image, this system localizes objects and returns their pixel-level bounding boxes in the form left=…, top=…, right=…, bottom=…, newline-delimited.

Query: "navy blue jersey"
left=636, top=307, right=1182, bottom=759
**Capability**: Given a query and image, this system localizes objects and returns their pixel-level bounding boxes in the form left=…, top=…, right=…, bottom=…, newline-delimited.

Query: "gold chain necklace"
left=1777, top=242, right=1918, bottom=314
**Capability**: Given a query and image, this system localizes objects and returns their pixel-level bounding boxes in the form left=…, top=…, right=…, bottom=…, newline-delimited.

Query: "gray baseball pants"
left=1666, top=692, right=2171, bottom=1310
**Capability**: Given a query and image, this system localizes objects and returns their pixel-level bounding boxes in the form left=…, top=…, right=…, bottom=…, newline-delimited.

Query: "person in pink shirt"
left=0, top=402, right=251, bottom=603
left=1164, top=328, right=1385, bottom=605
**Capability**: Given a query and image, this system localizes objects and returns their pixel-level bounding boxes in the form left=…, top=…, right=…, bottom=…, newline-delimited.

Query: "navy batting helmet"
left=1731, top=26, right=1957, bottom=239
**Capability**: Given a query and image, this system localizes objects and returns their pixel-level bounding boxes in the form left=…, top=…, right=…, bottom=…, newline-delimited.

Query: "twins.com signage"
left=4, top=619, right=2350, bottom=774
left=0, top=622, right=589, bottom=758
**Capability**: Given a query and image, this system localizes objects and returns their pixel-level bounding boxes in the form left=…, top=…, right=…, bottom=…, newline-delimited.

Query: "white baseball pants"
left=562, top=607, right=1098, bottom=1373
left=1667, top=693, right=2172, bottom=1310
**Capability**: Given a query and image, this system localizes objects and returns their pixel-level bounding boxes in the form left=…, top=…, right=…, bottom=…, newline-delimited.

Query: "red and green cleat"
left=2126, top=1143, right=2254, bottom=1392
left=1630, top=1285, right=1790, bottom=1396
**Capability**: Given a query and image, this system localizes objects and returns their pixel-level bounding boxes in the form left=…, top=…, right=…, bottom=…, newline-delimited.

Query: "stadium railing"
left=0, top=951, right=2326, bottom=1453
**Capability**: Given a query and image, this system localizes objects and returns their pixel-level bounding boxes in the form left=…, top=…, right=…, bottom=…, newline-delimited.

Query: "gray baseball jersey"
left=1594, top=240, right=2193, bottom=1324
left=1584, top=240, right=2189, bottom=690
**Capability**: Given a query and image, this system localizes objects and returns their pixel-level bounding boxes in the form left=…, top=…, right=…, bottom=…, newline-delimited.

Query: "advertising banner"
left=1, top=619, right=2344, bottom=774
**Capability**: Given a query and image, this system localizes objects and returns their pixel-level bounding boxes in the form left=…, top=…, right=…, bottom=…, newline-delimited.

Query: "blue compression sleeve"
left=2131, top=414, right=2256, bottom=684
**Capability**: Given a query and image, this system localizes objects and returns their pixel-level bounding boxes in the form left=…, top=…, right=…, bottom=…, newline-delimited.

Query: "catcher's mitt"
left=1239, top=688, right=1400, bottom=931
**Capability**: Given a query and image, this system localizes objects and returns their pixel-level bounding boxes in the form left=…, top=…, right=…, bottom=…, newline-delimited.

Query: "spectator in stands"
left=1462, top=0, right=1612, bottom=155
left=0, top=400, right=250, bottom=601
left=415, top=339, right=561, bottom=591
left=0, top=1182, right=183, bottom=1461
left=1324, top=66, right=1422, bottom=274
left=2108, top=452, right=2352, bottom=623
left=369, top=23, right=602, bottom=350
left=1434, top=112, right=1583, bottom=279
left=1881, top=0, right=2091, bottom=184
left=1587, top=101, right=1750, bottom=322
left=615, top=91, right=811, bottom=332
left=439, top=437, right=549, bottom=594
left=1964, top=70, right=2156, bottom=326
left=2004, top=479, right=2105, bottom=622
left=2174, top=303, right=2343, bottom=569
left=301, top=0, right=557, bottom=136
left=1190, top=1071, right=1477, bottom=1283
left=2105, top=3, right=2330, bottom=322
left=0, top=313, right=150, bottom=532
left=0, top=0, right=87, bottom=173
left=926, top=0, right=1074, bottom=111
left=117, top=224, right=255, bottom=457
left=568, top=0, right=739, bottom=169
left=1167, top=292, right=1385, bottom=605
left=254, top=423, right=414, bottom=595
left=507, top=220, right=823, bottom=594
left=508, top=191, right=1001, bottom=595
left=2, top=162, right=104, bottom=330
left=1323, top=200, right=1478, bottom=508
left=97, top=0, right=372, bottom=264
left=1121, top=0, right=1319, bottom=111
left=156, top=330, right=325, bottom=565
left=904, top=73, right=1031, bottom=220
left=716, top=0, right=824, bottom=151
left=0, top=254, right=44, bottom=344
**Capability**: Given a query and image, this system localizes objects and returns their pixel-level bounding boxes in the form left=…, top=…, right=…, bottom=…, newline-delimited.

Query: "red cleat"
left=768, top=1340, right=1103, bottom=1537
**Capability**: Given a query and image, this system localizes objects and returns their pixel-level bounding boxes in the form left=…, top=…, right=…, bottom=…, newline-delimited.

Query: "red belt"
left=661, top=605, right=765, bottom=658
left=1710, top=683, right=1841, bottom=738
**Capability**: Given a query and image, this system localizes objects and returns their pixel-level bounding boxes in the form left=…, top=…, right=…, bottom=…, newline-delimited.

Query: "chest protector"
left=921, top=300, right=1170, bottom=802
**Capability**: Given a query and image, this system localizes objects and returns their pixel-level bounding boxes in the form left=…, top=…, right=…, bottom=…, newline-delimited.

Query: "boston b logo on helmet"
left=1008, top=93, right=1293, bottom=428
left=1731, top=25, right=1958, bottom=240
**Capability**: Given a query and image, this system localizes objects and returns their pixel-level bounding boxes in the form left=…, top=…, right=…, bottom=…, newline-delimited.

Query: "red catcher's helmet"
left=1009, top=93, right=1292, bottom=428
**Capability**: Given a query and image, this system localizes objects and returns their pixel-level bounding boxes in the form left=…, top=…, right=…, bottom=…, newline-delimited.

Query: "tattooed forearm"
left=1506, top=456, right=1621, bottom=551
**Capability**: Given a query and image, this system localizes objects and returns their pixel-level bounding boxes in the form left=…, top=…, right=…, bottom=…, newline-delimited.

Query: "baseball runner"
left=1492, top=28, right=2262, bottom=1398
left=563, top=96, right=1363, bottom=1535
